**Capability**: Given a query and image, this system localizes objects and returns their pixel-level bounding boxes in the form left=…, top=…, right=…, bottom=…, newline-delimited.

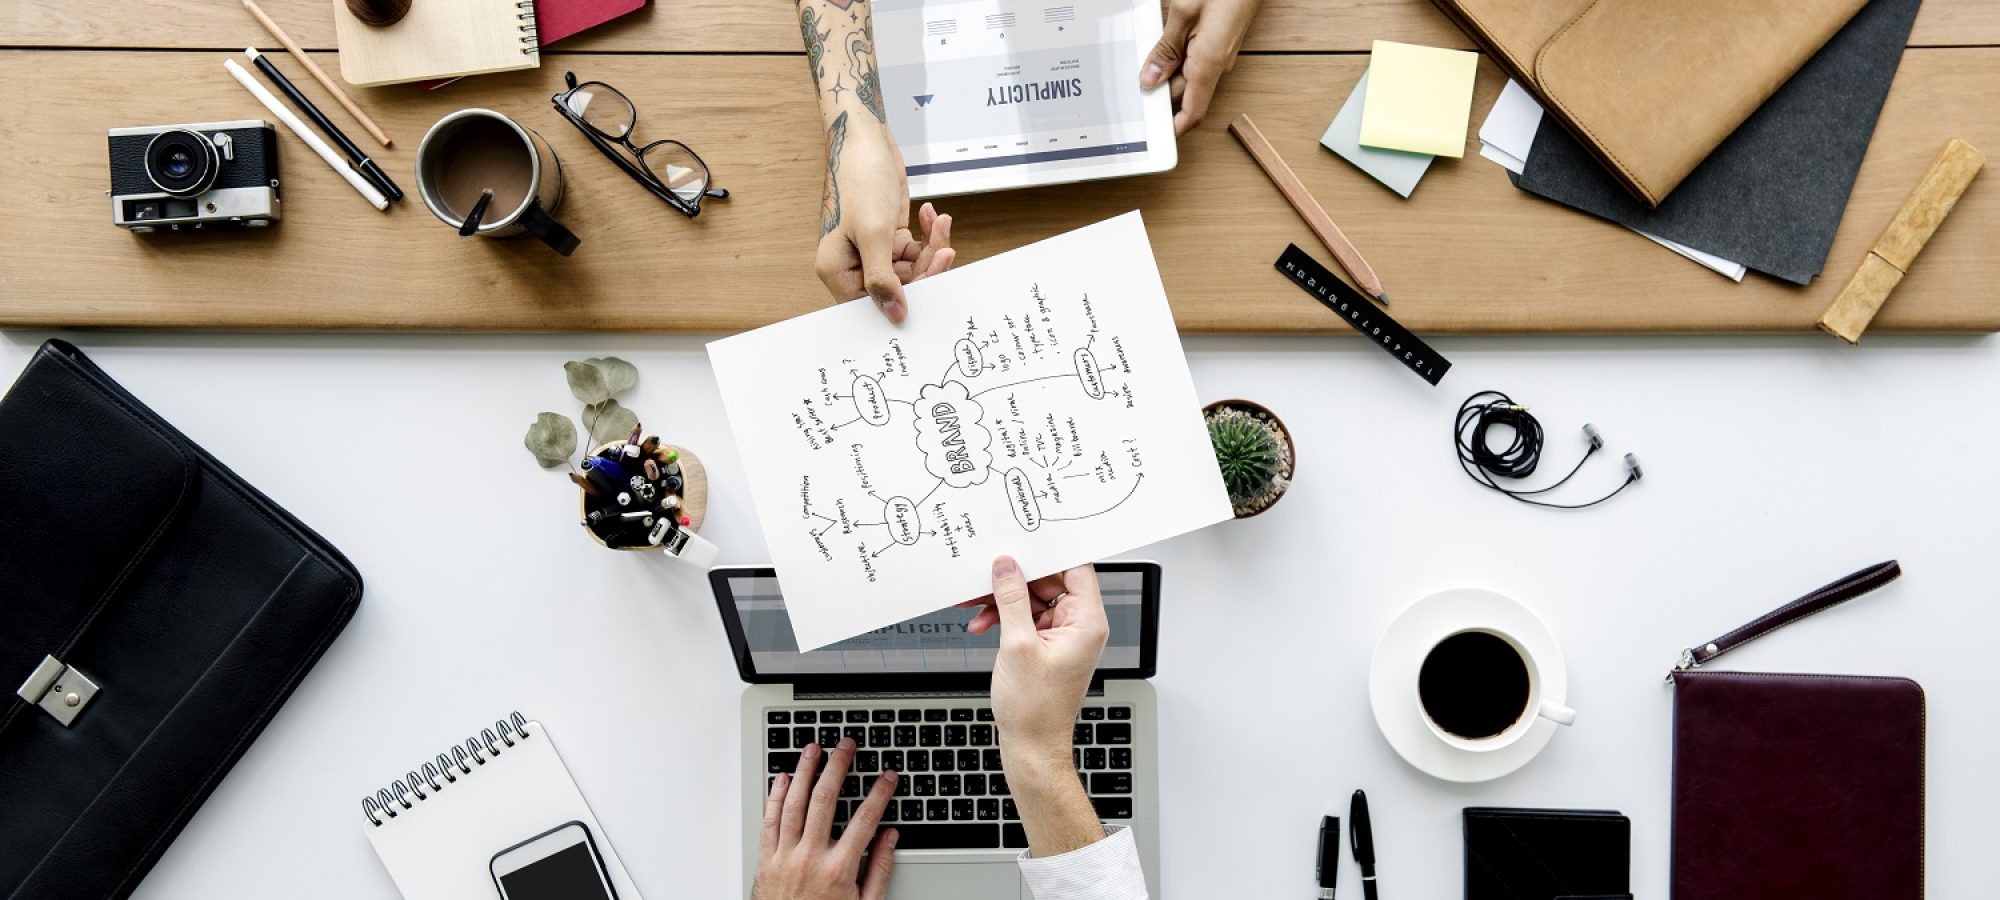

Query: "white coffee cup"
left=1415, top=626, right=1576, bottom=753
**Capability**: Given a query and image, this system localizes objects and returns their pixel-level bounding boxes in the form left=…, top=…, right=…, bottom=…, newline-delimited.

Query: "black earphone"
left=1455, top=391, right=1642, bottom=509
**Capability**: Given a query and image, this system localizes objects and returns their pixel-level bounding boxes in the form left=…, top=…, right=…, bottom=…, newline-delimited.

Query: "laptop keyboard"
left=764, top=704, right=1136, bottom=849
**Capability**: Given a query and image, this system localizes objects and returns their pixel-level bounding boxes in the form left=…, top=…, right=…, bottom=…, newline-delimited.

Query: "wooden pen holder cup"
left=579, top=441, right=709, bottom=552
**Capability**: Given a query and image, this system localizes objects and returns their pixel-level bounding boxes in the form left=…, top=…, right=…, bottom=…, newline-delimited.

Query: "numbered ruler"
left=1274, top=244, right=1451, bottom=385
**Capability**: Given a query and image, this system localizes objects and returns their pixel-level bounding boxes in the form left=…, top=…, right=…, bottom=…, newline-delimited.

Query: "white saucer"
left=1368, top=588, right=1569, bottom=783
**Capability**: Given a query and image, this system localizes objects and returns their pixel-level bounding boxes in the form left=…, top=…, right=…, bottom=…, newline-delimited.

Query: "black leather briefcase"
left=0, top=340, right=362, bottom=899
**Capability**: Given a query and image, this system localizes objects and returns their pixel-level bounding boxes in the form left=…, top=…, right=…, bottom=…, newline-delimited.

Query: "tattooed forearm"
left=821, top=111, right=849, bottom=236
left=802, top=0, right=876, bottom=237
left=799, top=0, right=886, bottom=121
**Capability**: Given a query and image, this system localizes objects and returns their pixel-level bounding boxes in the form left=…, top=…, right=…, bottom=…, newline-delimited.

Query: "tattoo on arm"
left=822, top=111, right=849, bottom=237
left=800, top=8, right=831, bottom=87
left=848, top=30, right=886, bottom=123
left=800, top=0, right=888, bottom=122
left=802, top=0, right=878, bottom=236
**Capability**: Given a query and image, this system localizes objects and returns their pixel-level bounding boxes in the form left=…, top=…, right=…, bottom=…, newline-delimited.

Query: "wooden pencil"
left=1229, top=113, right=1388, bottom=304
left=241, top=0, right=393, bottom=148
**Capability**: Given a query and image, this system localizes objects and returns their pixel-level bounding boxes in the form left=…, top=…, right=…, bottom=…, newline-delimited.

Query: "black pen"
left=1351, top=790, right=1378, bottom=900
left=244, top=47, right=403, bottom=202
left=1316, top=815, right=1340, bottom=900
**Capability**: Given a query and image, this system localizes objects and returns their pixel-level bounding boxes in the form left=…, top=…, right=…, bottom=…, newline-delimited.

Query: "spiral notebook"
left=359, top=713, right=643, bottom=899
left=333, top=0, right=541, bottom=87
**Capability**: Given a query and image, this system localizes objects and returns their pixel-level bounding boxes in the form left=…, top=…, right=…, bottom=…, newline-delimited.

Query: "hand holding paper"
left=710, top=213, right=1230, bottom=649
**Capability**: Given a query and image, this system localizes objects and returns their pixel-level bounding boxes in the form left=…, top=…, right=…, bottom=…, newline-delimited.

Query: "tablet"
left=872, top=0, right=1178, bottom=199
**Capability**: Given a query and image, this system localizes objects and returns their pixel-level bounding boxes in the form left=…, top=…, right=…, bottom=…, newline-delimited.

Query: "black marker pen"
left=1351, top=790, right=1378, bottom=900
left=1316, top=815, right=1340, bottom=899
left=245, top=48, right=401, bottom=201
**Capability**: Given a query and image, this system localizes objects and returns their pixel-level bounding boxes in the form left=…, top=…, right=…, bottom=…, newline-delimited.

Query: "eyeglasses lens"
left=643, top=143, right=709, bottom=203
left=564, top=84, right=636, bottom=140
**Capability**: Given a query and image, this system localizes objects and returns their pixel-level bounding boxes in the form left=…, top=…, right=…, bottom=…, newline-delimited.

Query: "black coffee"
left=1418, top=631, right=1530, bottom=740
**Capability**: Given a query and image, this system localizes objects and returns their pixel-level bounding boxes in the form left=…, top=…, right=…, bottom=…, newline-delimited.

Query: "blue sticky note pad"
left=1321, top=70, right=1434, bottom=198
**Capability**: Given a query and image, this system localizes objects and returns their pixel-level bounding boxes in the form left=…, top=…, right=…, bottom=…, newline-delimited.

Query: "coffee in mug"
left=415, top=109, right=580, bottom=256
left=1416, top=628, right=1574, bottom=751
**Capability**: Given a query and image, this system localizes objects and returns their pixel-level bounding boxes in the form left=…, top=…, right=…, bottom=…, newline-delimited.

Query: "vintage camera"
left=107, top=120, right=281, bottom=232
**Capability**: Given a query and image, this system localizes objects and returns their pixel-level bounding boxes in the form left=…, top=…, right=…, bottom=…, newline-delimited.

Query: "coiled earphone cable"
left=1455, top=391, right=1641, bottom=509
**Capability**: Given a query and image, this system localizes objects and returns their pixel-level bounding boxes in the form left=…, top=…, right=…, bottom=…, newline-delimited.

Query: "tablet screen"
left=873, top=0, right=1173, bottom=195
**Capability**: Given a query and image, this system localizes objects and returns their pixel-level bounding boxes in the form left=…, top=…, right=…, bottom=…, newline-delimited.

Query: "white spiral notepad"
left=360, top=713, right=643, bottom=900
left=333, top=0, right=541, bottom=87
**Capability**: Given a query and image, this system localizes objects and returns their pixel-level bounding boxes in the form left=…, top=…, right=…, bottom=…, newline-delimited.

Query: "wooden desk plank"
left=1, top=50, right=1993, bottom=333
left=7, top=0, right=1995, bottom=53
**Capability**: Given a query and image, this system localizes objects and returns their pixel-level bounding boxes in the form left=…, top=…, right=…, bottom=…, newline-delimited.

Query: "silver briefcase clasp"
left=16, top=654, right=101, bottom=726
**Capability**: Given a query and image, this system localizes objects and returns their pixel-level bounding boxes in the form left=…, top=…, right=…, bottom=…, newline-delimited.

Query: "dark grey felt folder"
left=1511, top=0, right=1921, bottom=285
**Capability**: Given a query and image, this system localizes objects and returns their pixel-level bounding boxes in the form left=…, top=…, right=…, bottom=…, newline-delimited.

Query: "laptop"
left=715, top=562, right=1163, bottom=899
left=872, top=0, right=1178, bottom=198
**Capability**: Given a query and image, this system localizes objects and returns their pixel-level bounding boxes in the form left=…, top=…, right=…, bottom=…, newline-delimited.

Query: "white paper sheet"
left=1321, top=69, right=1434, bottom=197
left=1479, top=80, right=1747, bottom=282
left=1477, top=79, right=1546, bottom=162
left=708, top=212, right=1232, bottom=650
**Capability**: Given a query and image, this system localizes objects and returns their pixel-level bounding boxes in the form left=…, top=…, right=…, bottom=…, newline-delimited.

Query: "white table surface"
left=4, top=327, right=1992, bottom=899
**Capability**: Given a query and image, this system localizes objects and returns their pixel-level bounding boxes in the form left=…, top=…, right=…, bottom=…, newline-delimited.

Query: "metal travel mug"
left=415, top=108, right=580, bottom=255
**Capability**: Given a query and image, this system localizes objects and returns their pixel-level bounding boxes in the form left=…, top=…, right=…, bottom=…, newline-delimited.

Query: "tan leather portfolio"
left=1433, top=0, right=1870, bottom=207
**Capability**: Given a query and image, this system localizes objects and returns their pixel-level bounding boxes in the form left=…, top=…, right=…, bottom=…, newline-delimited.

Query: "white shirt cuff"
left=1016, top=825, right=1149, bottom=900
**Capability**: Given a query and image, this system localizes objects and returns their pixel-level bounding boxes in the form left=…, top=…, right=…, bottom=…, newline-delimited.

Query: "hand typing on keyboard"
left=962, top=557, right=1118, bottom=860
left=753, top=739, right=900, bottom=900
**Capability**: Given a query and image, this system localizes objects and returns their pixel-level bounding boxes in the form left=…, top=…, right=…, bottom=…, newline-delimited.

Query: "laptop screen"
left=712, top=563, right=1157, bottom=684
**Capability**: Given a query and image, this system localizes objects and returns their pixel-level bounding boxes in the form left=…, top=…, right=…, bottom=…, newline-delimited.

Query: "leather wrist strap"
left=1674, top=560, right=1901, bottom=677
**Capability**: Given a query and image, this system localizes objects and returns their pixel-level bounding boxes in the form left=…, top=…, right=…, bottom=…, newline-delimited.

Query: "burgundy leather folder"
left=1667, top=561, right=1923, bottom=900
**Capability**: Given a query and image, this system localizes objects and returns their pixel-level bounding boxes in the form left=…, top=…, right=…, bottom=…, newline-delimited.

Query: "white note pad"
left=1322, top=70, right=1434, bottom=197
left=709, top=212, right=1231, bottom=650
left=362, top=721, right=642, bottom=900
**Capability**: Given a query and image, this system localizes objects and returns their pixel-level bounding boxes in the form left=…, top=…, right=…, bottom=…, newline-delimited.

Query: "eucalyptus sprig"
left=524, top=357, right=642, bottom=471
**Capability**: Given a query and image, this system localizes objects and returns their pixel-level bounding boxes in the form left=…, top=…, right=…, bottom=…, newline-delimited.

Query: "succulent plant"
left=1209, top=409, right=1284, bottom=507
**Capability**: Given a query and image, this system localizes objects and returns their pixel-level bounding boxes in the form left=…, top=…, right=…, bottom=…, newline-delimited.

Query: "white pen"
left=222, top=57, right=388, bottom=211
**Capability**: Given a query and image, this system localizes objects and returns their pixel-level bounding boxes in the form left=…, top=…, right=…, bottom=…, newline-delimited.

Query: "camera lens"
left=144, top=129, right=221, bottom=197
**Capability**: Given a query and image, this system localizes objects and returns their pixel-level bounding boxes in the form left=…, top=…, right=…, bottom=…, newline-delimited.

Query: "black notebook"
left=1464, top=807, right=1632, bottom=900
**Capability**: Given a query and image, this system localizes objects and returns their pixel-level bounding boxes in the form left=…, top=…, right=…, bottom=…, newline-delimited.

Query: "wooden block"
left=1874, top=138, right=1987, bottom=270
left=1819, top=138, right=1986, bottom=343
left=1818, top=253, right=1907, bottom=343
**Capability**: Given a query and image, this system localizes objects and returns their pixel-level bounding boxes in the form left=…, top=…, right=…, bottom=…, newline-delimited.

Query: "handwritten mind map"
left=710, top=212, right=1231, bottom=649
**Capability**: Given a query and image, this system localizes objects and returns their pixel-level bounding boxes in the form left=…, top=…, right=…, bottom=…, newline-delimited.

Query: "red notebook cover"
left=535, top=0, right=646, bottom=46
left=418, top=0, right=647, bottom=89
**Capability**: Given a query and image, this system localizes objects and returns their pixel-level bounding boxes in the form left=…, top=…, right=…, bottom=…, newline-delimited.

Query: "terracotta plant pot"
left=1203, top=399, right=1295, bottom=518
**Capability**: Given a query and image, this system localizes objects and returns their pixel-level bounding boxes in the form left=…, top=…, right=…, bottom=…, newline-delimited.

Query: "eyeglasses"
left=551, top=72, right=729, bottom=218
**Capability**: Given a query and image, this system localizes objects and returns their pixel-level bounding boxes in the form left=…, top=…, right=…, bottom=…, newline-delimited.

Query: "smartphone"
left=489, top=821, right=619, bottom=900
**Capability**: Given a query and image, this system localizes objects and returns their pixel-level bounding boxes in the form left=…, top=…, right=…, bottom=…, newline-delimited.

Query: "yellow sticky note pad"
left=1358, top=40, right=1479, bottom=158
